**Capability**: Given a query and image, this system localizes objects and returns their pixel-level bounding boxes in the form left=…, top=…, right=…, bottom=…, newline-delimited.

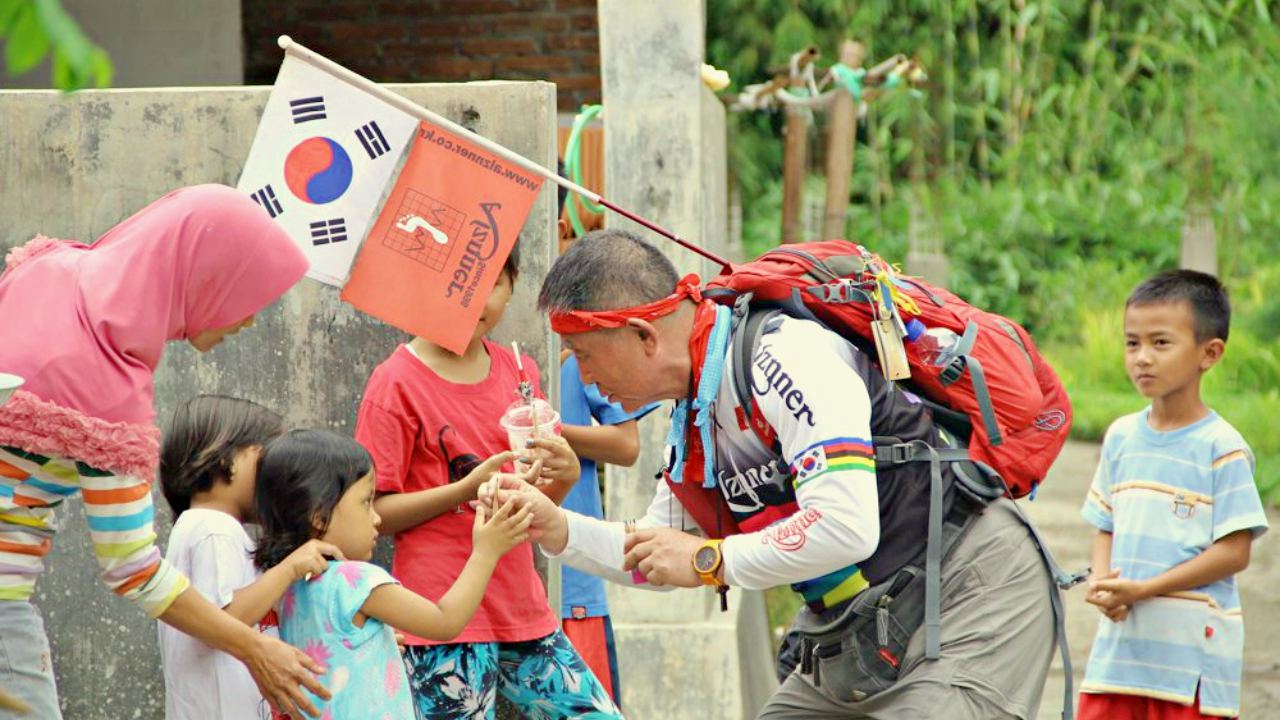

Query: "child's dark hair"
left=502, top=236, right=521, bottom=283
left=254, top=429, right=373, bottom=570
left=1127, top=269, right=1231, bottom=343
left=160, top=395, right=284, bottom=515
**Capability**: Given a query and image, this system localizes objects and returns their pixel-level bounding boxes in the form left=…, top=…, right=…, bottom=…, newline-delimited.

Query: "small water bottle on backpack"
left=914, top=327, right=961, bottom=367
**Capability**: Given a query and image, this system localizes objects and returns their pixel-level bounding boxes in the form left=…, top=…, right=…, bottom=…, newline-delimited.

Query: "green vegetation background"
left=705, top=0, right=1280, bottom=633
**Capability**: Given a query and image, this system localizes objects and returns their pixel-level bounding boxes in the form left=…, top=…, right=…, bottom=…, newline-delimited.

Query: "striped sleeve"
left=77, top=463, right=189, bottom=617
left=1210, top=445, right=1268, bottom=542
left=1081, top=426, right=1117, bottom=532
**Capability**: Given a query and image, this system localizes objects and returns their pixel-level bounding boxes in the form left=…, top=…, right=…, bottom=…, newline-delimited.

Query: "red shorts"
left=1078, top=691, right=1236, bottom=720
left=561, top=615, right=620, bottom=705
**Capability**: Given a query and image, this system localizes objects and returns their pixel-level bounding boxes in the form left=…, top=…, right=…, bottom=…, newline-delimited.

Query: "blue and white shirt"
left=1080, top=409, right=1268, bottom=716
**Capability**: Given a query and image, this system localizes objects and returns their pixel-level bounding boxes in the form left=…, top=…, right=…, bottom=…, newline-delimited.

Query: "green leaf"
left=5, top=4, right=49, bottom=76
left=1254, top=0, right=1272, bottom=22
left=33, top=0, right=89, bottom=67
left=49, top=45, right=68, bottom=86
left=0, top=0, right=24, bottom=34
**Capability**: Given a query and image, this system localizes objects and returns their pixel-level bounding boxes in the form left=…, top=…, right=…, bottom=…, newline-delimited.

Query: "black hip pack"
left=792, top=484, right=982, bottom=702
left=781, top=452, right=1082, bottom=719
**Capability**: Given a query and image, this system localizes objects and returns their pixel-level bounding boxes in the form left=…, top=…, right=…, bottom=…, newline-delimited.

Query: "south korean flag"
left=793, top=445, right=829, bottom=487
left=238, top=55, right=417, bottom=286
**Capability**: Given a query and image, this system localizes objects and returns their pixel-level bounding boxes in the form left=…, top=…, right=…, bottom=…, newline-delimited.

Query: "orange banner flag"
left=341, top=120, right=544, bottom=353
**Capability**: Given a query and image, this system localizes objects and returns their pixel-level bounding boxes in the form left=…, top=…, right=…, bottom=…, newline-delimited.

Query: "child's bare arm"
left=1088, top=530, right=1113, bottom=585
left=360, top=501, right=531, bottom=640
left=374, top=451, right=516, bottom=535
left=561, top=420, right=642, bottom=466
left=360, top=558, right=497, bottom=641
left=1084, top=530, right=1129, bottom=621
left=224, top=540, right=342, bottom=626
left=1089, top=530, right=1253, bottom=609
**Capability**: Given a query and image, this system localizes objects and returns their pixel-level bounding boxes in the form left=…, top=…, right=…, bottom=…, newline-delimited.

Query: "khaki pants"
left=760, top=498, right=1057, bottom=720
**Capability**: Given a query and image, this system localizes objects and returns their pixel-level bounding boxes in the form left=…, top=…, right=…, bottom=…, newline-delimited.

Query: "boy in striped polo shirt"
left=1080, top=270, right=1268, bottom=719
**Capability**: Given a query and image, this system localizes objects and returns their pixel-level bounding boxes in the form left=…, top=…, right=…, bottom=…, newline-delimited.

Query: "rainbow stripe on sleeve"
left=792, top=437, right=876, bottom=488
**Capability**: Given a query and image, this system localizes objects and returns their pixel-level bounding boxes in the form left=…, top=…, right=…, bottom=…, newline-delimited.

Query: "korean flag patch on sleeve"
left=793, top=445, right=829, bottom=487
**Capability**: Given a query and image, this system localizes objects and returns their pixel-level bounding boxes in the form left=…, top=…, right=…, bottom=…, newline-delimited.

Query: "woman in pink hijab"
left=0, top=185, right=329, bottom=718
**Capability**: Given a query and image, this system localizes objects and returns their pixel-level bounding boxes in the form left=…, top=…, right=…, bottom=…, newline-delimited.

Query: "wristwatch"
left=692, top=539, right=725, bottom=586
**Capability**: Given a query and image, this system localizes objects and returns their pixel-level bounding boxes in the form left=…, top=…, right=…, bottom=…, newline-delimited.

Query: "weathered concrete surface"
left=1026, top=441, right=1280, bottom=719
left=0, top=0, right=242, bottom=90
left=1, top=80, right=557, bottom=720
left=598, top=2, right=773, bottom=718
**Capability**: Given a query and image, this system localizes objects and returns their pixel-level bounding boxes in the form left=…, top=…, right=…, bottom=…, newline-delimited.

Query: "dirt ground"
left=1025, top=441, right=1280, bottom=719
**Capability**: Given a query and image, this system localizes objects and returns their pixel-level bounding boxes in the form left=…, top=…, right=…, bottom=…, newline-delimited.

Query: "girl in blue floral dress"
left=253, top=429, right=532, bottom=718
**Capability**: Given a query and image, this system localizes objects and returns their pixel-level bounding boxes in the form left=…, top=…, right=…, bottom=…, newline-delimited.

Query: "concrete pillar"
left=1180, top=205, right=1218, bottom=276
left=599, top=1, right=777, bottom=717
left=0, top=80, right=558, bottom=720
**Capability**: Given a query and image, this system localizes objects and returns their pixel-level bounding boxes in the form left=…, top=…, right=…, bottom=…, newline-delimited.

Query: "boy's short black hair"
left=160, top=395, right=285, bottom=515
left=500, top=236, right=521, bottom=284
left=1127, top=269, right=1231, bottom=343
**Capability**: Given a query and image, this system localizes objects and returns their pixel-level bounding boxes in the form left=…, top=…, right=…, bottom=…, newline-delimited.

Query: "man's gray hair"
left=538, top=229, right=680, bottom=312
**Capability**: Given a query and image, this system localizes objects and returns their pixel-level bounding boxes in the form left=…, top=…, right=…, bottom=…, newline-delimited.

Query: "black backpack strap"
left=938, top=321, right=1003, bottom=446
left=730, top=304, right=785, bottom=424
left=877, top=441, right=1085, bottom=720
left=874, top=441, right=973, bottom=659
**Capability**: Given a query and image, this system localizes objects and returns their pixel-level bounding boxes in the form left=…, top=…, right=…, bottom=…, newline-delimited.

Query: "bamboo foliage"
left=709, top=0, right=1280, bottom=328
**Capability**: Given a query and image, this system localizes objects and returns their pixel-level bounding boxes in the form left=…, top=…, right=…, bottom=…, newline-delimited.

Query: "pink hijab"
left=0, top=184, right=309, bottom=478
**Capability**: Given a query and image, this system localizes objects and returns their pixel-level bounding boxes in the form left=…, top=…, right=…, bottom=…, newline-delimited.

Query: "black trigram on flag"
left=290, top=96, right=326, bottom=124
left=310, top=218, right=348, bottom=246
left=355, top=121, right=391, bottom=159
left=250, top=185, right=284, bottom=218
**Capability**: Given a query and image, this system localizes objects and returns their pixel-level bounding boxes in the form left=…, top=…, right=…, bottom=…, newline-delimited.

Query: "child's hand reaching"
left=460, top=450, right=519, bottom=500
left=471, top=499, right=534, bottom=560
left=523, top=435, right=580, bottom=487
left=281, top=539, right=346, bottom=582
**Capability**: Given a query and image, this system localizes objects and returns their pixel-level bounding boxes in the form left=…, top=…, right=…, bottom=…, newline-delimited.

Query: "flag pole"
left=276, top=35, right=731, bottom=272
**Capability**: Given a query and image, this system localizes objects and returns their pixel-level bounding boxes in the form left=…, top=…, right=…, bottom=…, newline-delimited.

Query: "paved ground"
left=1025, top=441, right=1280, bottom=719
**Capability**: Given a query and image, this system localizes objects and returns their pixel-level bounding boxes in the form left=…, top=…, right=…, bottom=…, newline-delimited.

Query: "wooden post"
left=781, top=47, right=818, bottom=244
left=781, top=110, right=808, bottom=243
left=822, top=40, right=864, bottom=241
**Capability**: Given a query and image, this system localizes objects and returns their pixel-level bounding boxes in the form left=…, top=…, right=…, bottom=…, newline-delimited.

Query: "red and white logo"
left=763, top=508, right=824, bottom=551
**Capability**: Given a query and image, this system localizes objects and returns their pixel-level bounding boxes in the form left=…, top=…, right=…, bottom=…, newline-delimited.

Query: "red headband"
left=549, top=274, right=703, bottom=335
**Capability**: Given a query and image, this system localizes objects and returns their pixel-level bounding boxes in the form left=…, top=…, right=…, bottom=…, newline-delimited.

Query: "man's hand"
left=477, top=469, right=568, bottom=552
left=622, top=527, right=707, bottom=588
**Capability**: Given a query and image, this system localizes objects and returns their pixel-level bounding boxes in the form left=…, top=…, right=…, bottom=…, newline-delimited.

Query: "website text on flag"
left=276, top=35, right=731, bottom=271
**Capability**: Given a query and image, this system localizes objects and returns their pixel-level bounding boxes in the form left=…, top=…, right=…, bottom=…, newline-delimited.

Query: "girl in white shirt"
left=158, top=395, right=340, bottom=720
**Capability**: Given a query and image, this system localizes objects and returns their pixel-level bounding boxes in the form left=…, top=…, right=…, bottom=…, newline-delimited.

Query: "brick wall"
left=242, top=0, right=600, bottom=111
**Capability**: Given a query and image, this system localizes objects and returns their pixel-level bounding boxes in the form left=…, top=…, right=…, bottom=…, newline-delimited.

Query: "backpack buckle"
left=876, top=443, right=915, bottom=465
left=806, top=279, right=869, bottom=305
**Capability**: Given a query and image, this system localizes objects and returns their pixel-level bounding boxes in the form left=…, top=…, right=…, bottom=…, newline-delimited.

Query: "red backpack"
left=704, top=239, right=1071, bottom=498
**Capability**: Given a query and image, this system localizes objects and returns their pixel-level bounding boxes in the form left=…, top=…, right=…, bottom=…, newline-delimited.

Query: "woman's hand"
left=242, top=633, right=331, bottom=717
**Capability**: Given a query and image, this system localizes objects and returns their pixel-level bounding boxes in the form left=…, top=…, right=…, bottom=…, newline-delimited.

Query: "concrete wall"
left=599, top=1, right=778, bottom=718
left=0, top=80, right=558, bottom=720
left=1, top=0, right=243, bottom=90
